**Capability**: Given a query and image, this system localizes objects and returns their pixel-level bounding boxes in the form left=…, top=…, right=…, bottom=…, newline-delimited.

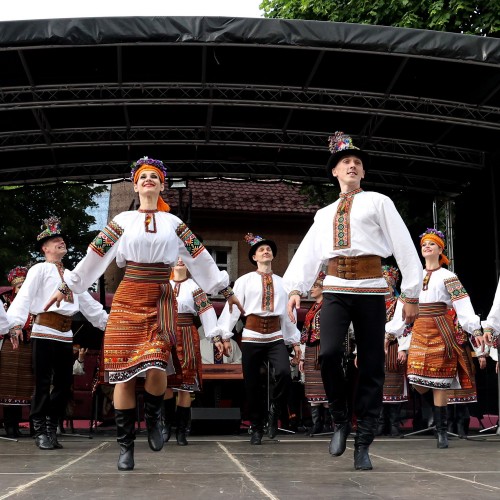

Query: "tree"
left=0, top=183, right=106, bottom=284
left=260, top=1, right=500, bottom=36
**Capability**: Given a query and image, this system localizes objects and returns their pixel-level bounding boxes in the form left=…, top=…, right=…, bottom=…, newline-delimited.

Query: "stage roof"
left=1, top=16, right=499, bottom=197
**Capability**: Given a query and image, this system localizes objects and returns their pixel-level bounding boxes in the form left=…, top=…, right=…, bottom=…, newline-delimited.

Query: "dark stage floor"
left=1, top=432, right=499, bottom=499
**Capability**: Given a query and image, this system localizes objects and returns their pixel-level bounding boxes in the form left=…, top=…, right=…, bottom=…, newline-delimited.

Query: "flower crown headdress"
left=244, top=233, right=265, bottom=247
left=419, top=228, right=445, bottom=242
left=130, top=156, right=168, bottom=181
left=328, top=131, right=360, bottom=154
left=37, top=216, right=62, bottom=242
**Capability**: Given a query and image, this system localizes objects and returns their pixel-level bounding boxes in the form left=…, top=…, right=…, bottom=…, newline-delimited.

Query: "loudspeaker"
left=189, top=407, right=241, bottom=435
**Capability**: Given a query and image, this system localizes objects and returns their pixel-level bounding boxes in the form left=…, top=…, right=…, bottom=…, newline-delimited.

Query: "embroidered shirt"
left=386, top=267, right=481, bottom=338
left=169, top=278, right=223, bottom=340
left=217, top=271, right=300, bottom=345
left=7, top=262, right=108, bottom=343
left=64, top=211, right=229, bottom=296
left=283, top=190, right=422, bottom=299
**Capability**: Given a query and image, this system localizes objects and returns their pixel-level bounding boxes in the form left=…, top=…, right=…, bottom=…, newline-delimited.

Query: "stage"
left=1, top=432, right=499, bottom=499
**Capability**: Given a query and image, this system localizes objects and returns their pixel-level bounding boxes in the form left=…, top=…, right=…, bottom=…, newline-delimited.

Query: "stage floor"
left=1, top=432, right=499, bottom=499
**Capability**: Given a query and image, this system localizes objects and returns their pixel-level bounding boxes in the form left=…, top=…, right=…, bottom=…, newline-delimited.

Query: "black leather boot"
left=46, top=415, right=63, bottom=449
left=250, top=423, right=263, bottom=445
left=162, top=397, right=175, bottom=443
left=375, top=406, right=385, bottom=436
left=32, top=416, right=54, bottom=450
left=310, top=406, right=323, bottom=436
left=4, top=406, right=22, bottom=438
left=144, top=391, right=164, bottom=452
left=329, top=410, right=352, bottom=456
left=455, top=404, right=470, bottom=438
left=175, top=406, right=190, bottom=446
left=434, top=406, right=449, bottom=449
left=354, top=418, right=376, bottom=470
left=388, top=404, right=402, bottom=437
left=267, top=402, right=279, bottom=439
left=115, top=408, right=136, bottom=471
left=323, top=407, right=333, bottom=433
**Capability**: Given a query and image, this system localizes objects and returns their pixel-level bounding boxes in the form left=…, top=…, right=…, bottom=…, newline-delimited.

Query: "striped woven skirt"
left=167, top=313, right=202, bottom=392
left=104, top=262, right=175, bottom=384
left=0, top=338, right=34, bottom=405
left=383, top=339, right=408, bottom=402
left=407, top=302, right=473, bottom=391
left=303, top=343, right=328, bottom=403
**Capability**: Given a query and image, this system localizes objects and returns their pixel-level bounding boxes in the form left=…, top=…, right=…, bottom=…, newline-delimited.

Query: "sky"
left=0, top=0, right=264, bottom=21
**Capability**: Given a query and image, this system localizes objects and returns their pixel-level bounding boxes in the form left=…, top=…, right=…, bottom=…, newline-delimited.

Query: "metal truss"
left=0, top=126, right=484, bottom=169
left=1, top=83, right=500, bottom=131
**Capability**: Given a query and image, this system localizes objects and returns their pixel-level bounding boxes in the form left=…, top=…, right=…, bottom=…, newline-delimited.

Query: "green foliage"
left=0, top=183, right=106, bottom=284
left=260, top=0, right=500, bottom=36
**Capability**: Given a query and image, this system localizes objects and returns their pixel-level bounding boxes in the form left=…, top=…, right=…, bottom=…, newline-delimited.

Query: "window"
left=204, top=240, right=238, bottom=289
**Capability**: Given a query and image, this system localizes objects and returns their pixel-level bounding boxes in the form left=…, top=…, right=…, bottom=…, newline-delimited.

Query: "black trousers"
left=319, top=293, right=386, bottom=420
left=30, top=338, right=73, bottom=420
left=241, top=340, right=291, bottom=427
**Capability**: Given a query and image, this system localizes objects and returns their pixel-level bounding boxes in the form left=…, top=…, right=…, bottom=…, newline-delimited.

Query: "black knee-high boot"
left=310, top=406, right=323, bottom=436
left=267, top=402, right=280, bottom=439
left=3, top=406, right=22, bottom=438
left=162, top=398, right=176, bottom=443
left=388, top=404, right=402, bottom=437
left=354, top=417, right=376, bottom=470
left=329, top=407, right=352, bottom=456
left=46, top=415, right=63, bottom=449
left=434, top=406, right=449, bottom=449
left=32, top=415, right=53, bottom=450
left=144, top=392, right=164, bottom=452
left=176, top=406, right=190, bottom=446
left=115, top=408, right=136, bottom=471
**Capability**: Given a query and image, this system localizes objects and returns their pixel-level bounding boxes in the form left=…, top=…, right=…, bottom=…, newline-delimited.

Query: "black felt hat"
left=244, top=233, right=277, bottom=266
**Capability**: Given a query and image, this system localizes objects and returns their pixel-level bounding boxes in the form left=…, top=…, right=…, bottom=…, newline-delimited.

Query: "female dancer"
left=46, top=157, right=242, bottom=470
left=386, top=228, right=484, bottom=448
left=163, top=257, right=224, bottom=445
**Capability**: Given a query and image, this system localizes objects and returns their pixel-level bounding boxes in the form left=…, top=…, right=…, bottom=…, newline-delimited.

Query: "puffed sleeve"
left=6, top=265, right=42, bottom=328
left=173, top=219, right=230, bottom=295
left=482, top=278, right=500, bottom=337
left=385, top=299, right=407, bottom=338
left=444, top=276, right=481, bottom=335
left=283, top=216, right=323, bottom=295
left=64, top=217, right=125, bottom=294
left=77, top=292, right=108, bottom=331
left=375, top=196, right=422, bottom=303
left=280, top=308, right=300, bottom=345
left=217, top=276, right=246, bottom=339
left=192, top=287, right=224, bottom=340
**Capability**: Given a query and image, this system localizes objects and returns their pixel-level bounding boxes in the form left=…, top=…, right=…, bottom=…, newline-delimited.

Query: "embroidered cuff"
left=58, top=282, right=71, bottom=296
left=222, top=339, right=231, bottom=343
left=385, top=333, right=396, bottom=341
left=292, top=342, right=300, bottom=347
left=483, top=327, right=495, bottom=337
left=288, top=290, right=301, bottom=298
left=220, top=286, right=234, bottom=299
left=400, top=293, right=418, bottom=305
left=211, top=335, right=222, bottom=344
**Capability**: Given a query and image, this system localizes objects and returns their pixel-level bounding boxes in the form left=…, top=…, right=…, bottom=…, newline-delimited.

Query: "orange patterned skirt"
left=167, top=313, right=202, bottom=392
left=407, top=302, right=473, bottom=390
left=104, top=262, right=175, bottom=384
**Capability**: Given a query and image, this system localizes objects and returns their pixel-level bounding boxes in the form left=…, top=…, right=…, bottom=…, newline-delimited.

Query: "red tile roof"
left=165, top=179, right=319, bottom=214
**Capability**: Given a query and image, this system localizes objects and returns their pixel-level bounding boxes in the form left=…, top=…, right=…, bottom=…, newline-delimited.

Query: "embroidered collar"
left=172, top=278, right=188, bottom=283
left=138, top=209, right=158, bottom=213
left=339, top=187, right=363, bottom=199
left=256, top=270, right=273, bottom=277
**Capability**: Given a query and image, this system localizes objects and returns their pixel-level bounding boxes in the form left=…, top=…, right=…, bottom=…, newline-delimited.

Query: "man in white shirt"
left=284, top=133, right=422, bottom=470
left=7, top=217, right=108, bottom=450
left=218, top=234, right=301, bottom=444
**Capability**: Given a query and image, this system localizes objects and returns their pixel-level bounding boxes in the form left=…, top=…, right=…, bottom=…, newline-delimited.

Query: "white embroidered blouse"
left=7, top=262, right=108, bottom=343
left=283, top=190, right=422, bottom=300
left=386, top=267, right=481, bottom=338
left=0, top=303, right=13, bottom=334
left=482, top=278, right=500, bottom=337
left=64, top=211, right=229, bottom=296
left=170, top=278, right=223, bottom=340
left=217, top=271, right=300, bottom=345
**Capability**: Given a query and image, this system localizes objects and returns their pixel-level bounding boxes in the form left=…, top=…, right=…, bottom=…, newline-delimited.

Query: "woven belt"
left=177, top=313, right=195, bottom=326
left=245, top=314, right=280, bottom=334
left=123, top=262, right=171, bottom=283
left=418, top=302, right=447, bottom=317
left=327, top=255, right=382, bottom=280
left=35, top=312, right=73, bottom=332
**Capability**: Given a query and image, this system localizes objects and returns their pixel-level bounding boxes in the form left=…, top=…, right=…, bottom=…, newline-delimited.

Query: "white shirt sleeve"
left=217, top=276, right=245, bottom=339
left=0, top=305, right=13, bottom=333
left=385, top=299, right=407, bottom=338
left=6, top=265, right=42, bottom=327
left=77, top=292, right=108, bottom=331
left=482, top=279, right=500, bottom=336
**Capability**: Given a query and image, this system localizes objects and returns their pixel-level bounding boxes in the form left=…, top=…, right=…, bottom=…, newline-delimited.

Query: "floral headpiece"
left=328, top=131, right=360, bottom=154
left=244, top=233, right=264, bottom=247
left=314, top=271, right=327, bottom=286
left=130, top=156, right=168, bottom=181
left=419, top=228, right=445, bottom=242
left=37, top=216, right=63, bottom=242
left=244, top=233, right=277, bottom=265
left=7, top=266, right=28, bottom=288
left=382, top=265, right=400, bottom=289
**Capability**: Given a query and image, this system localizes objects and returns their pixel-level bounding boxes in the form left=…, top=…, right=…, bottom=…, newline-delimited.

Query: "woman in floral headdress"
left=46, top=157, right=242, bottom=471
left=299, top=271, right=330, bottom=435
left=386, top=228, right=484, bottom=449
left=0, top=266, right=34, bottom=438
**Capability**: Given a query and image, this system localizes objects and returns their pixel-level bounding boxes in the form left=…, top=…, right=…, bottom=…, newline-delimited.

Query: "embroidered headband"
left=131, top=157, right=170, bottom=212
